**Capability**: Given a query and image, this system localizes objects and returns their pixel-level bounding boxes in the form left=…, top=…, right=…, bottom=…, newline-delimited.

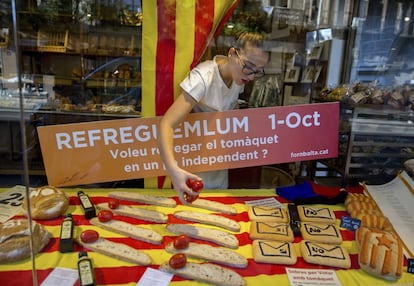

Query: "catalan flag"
left=141, top=0, right=239, bottom=188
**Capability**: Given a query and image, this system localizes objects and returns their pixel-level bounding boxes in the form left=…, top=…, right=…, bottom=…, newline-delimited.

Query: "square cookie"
left=249, top=221, right=294, bottom=242
left=252, top=240, right=297, bottom=265
left=300, top=222, right=342, bottom=244
left=248, top=206, right=289, bottom=222
left=297, top=206, right=336, bottom=223
left=300, top=240, right=351, bottom=269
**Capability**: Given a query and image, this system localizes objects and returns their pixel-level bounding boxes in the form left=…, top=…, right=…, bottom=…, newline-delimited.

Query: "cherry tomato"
left=183, top=192, right=199, bottom=203
left=173, top=235, right=190, bottom=249
left=98, top=210, right=113, bottom=222
left=186, top=179, right=203, bottom=192
left=108, top=198, right=119, bottom=209
left=80, top=229, right=99, bottom=243
left=169, top=253, right=187, bottom=269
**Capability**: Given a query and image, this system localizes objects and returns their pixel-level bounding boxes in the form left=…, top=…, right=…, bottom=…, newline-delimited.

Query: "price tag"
left=0, top=185, right=30, bottom=223
left=407, top=258, right=414, bottom=274
left=340, top=215, right=361, bottom=231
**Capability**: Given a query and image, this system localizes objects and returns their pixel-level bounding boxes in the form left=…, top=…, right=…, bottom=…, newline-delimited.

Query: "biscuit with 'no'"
left=300, top=222, right=342, bottom=244
left=297, top=206, right=336, bottom=223
left=300, top=240, right=351, bottom=269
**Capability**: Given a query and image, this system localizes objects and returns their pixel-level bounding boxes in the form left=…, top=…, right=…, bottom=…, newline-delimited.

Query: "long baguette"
left=96, top=203, right=167, bottom=223
left=173, top=210, right=240, bottom=232
left=77, top=237, right=151, bottom=265
left=108, top=191, right=176, bottom=208
left=166, top=223, right=239, bottom=249
left=159, top=262, right=246, bottom=286
left=165, top=242, right=247, bottom=268
left=188, top=198, right=237, bottom=215
left=89, top=217, right=163, bottom=245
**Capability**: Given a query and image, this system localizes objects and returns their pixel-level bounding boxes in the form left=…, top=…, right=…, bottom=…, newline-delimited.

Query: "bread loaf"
left=0, top=219, right=50, bottom=263
left=358, top=229, right=403, bottom=280
left=96, top=203, right=167, bottom=223
left=356, top=214, right=393, bottom=231
left=248, top=206, right=289, bottom=222
left=21, top=185, right=69, bottom=220
left=89, top=217, right=163, bottom=245
left=77, top=236, right=151, bottom=265
left=173, top=210, right=240, bottom=232
left=187, top=198, right=237, bottom=215
left=300, top=240, right=351, bottom=269
left=249, top=221, right=294, bottom=242
left=108, top=191, right=176, bottom=208
left=159, top=262, right=246, bottom=286
left=252, top=240, right=297, bottom=265
left=165, top=242, right=247, bottom=268
left=166, top=223, right=239, bottom=249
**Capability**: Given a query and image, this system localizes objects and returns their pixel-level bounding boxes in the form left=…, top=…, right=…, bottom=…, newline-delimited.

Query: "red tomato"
left=169, top=253, right=187, bottom=269
left=183, top=192, right=199, bottom=203
left=186, top=179, right=203, bottom=192
left=98, top=210, right=113, bottom=222
left=108, top=198, right=119, bottom=209
left=173, top=235, right=190, bottom=249
left=80, top=230, right=99, bottom=243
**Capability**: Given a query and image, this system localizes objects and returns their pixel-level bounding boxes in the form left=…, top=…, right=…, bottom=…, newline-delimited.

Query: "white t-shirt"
left=180, top=56, right=244, bottom=189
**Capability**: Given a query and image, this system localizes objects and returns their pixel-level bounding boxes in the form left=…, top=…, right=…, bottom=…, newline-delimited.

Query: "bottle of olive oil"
left=77, top=191, right=96, bottom=219
left=59, top=214, right=74, bottom=253
left=78, top=251, right=96, bottom=286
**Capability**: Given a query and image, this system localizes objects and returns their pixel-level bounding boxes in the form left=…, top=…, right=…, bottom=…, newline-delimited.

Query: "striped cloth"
left=141, top=0, right=239, bottom=189
left=0, top=188, right=412, bottom=286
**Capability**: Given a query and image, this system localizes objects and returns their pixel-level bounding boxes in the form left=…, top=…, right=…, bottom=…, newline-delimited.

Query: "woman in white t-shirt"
left=157, top=32, right=269, bottom=203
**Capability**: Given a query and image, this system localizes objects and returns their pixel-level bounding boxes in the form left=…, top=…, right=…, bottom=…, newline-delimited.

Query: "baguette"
left=166, top=223, right=239, bottom=249
left=159, top=262, right=246, bottom=286
left=89, top=217, right=163, bottom=245
left=165, top=242, right=247, bottom=268
left=77, top=237, right=151, bottom=265
left=187, top=198, right=237, bottom=215
left=108, top=191, right=176, bottom=208
left=96, top=203, right=167, bottom=223
left=173, top=210, right=240, bottom=232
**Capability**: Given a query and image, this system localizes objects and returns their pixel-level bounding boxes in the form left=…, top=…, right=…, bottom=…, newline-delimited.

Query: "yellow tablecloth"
left=0, top=188, right=413, bottom=286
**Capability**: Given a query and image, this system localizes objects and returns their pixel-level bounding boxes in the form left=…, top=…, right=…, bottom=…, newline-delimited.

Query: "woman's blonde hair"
left=233, top=31, right=266, bottom=50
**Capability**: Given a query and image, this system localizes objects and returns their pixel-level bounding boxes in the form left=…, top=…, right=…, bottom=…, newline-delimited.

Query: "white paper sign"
left=363, top=171, right=414, bottom=257
left=40, top=267, right=78, bottom=286
left=286, top=268, right=342, bottom=286
left=245, top=197, right=284, bottom=208
left=137, top=268, right=173, bottom=286
left=0, top=185, right=32, bottom=223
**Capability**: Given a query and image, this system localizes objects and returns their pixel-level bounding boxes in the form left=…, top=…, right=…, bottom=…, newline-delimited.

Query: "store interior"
left=1, top=0, right=413, bottom=188
left=1, top=1, right=414, bottom=286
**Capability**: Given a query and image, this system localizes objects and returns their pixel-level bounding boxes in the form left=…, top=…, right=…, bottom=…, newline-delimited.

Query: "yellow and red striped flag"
left=141, top=0, right=239, bottom=188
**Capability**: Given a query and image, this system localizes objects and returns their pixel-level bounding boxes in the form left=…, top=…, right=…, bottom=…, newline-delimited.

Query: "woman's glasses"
left=234, top=49, right=265, bottom=78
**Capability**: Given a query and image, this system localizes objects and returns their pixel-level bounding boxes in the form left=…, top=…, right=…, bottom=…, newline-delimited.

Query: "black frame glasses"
left=234, top=49, right=265, bottom=78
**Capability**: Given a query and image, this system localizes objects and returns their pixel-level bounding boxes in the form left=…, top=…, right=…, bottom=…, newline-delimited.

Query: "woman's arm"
left=157, top=91, right=203, bottom=202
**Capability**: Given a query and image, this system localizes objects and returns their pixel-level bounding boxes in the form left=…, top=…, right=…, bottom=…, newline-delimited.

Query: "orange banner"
left=37, top=103, right=339, bottom=186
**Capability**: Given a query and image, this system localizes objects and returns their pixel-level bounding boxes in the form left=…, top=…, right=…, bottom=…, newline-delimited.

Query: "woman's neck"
left=216, top=56, right=232, bottom=88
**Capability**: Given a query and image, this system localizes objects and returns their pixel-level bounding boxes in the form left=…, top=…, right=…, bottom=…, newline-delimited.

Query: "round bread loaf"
left=22, top=185, right=69, bottom=219
left=0, top=219, right=50, bottom=263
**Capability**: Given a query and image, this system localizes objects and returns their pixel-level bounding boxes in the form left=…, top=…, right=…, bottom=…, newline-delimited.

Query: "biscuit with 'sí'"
left=252, top=240, right=297, bottom=265
left=248, top=206, right=289, bottom=222
left=249, top=221, right=294, bottom=242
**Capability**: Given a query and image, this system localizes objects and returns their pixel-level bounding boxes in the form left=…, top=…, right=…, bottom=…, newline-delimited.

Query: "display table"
left=0, top=187, right=413, bottom=286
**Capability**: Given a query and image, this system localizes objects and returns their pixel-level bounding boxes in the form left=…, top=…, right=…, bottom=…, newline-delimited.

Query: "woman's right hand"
left=170, top=167, right=202, bottom=204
